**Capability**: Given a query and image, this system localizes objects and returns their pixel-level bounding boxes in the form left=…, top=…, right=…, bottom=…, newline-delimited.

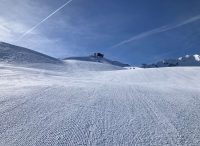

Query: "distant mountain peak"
left=142, top=54, right=200, bottom=68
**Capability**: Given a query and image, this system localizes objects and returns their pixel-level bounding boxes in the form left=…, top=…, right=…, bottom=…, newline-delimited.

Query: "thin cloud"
left=0, top=0, right=83, bottom=58
left=0, top=24, right=11, bottom=32
left=14, top=0, right=73, bottom=43
left=109, top=15, right=200, bottom=49
left=147, top=50, right=179, bottom=62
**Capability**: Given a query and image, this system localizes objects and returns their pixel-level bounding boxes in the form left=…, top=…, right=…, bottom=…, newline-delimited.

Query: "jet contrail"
left=109, top=15, right=200, bottom=49
left=14, top=0, right=73, bottom=43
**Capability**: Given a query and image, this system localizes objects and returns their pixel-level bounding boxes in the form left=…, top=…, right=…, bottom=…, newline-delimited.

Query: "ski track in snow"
left=0, top=61, right=200, bottom=146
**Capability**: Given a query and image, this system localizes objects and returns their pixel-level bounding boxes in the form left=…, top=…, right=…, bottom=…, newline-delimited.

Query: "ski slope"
left=1, top=60, right=200, bottom=146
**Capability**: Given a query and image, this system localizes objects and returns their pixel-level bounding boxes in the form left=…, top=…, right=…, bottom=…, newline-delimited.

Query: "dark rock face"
left=93, top=53, right=104, bottom=58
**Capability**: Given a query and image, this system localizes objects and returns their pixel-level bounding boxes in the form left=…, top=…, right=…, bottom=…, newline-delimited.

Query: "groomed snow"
left=0, top=60, right=200, bottom=146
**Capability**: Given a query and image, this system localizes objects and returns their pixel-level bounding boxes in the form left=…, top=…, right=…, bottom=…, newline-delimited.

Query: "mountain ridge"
left=63, top=56, right=130, bottom=67
left=0, top=42, right=61, bottom=64
left=0, top=42, right=129, bottom=67
left=142, top=54, right=200, bottom=68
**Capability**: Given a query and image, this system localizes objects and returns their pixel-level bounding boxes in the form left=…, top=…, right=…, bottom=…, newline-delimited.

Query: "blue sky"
left=0, top=0, right=200, bottom=66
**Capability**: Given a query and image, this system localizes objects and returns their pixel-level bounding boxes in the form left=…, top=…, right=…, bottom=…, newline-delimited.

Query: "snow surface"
left=142, top=54, right=200, bottom=68
left=1, top=61, right=200, bottom=145
left=1, top=42, right=200, bottom=145
left=0, top=42, right=61, bottom=63
left=63, top=56, right=130, bottom=67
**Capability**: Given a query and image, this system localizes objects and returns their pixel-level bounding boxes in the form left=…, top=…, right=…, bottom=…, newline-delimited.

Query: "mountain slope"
left=0, top=42, right=61, bottom=63
left=0, top=42, right=128, bottom=67
left=0, top=62, right=200, bottom=145
left=63, top=56, right=130, bottom=67
left=143, top=54, right=200, bottom=68
left=1, top=42, right=200, bottom=145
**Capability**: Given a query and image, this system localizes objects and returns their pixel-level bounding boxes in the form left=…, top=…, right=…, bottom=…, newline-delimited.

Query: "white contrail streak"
left=14, top=0, right=73, bottom=43
left=109, top=15, right=200, bottom=49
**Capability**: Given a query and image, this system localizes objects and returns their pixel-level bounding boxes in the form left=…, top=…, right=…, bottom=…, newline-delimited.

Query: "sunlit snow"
left=0, top=42, right=200, bottom=145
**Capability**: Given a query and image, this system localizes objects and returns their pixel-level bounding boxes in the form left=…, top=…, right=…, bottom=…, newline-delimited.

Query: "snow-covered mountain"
left=1, top=42, right=200, bottom=145
left=63, top=56, right=130, bottom=67
left=0, top=42, right=129, bottom=68
left=142, top=54, right=200, bottom=68
left=0, top=42, right=61, bottom=63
